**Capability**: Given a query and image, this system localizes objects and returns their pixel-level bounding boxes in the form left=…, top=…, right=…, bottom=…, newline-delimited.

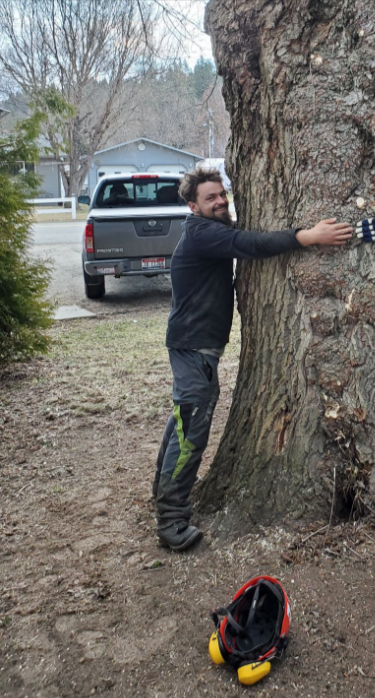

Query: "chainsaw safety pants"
left=156, top=349, right=220, bottom=527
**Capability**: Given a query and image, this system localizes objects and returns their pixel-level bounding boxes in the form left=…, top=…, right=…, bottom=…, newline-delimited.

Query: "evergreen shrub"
left=0, top=115, right=53, bottom=366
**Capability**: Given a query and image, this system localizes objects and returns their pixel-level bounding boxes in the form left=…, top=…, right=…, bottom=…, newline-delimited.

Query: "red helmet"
left=210, top=576, right=291, bottom=670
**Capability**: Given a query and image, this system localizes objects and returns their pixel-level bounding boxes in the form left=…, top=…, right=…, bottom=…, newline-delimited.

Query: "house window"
left=5, top=161, right=35, bottom=176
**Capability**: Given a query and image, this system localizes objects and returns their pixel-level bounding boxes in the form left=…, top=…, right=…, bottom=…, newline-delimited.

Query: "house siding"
left=35, top=161, right=61, bottom=198
left=88, top=140, right=202, bottom=196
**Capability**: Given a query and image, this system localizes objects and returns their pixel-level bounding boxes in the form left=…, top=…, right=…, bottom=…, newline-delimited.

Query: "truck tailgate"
left=91, top=215, right=185, bottom=259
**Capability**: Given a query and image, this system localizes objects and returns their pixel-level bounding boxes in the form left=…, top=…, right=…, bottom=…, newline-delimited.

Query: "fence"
left=27, top=197, right=77, bottom=220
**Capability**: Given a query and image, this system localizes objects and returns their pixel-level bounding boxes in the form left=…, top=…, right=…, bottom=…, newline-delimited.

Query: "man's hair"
left=178, top=167, right=223, bottom=203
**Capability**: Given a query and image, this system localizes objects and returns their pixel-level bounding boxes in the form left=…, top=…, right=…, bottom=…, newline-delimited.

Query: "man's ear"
left=188, top=201, right=198, bottom=214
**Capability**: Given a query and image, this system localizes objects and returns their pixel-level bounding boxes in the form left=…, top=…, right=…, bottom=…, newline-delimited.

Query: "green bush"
left=0, top=114, right=53, bottom=366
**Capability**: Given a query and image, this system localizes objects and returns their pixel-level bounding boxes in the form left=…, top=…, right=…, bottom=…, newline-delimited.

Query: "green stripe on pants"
left=172, top=404, right=196, bottom=480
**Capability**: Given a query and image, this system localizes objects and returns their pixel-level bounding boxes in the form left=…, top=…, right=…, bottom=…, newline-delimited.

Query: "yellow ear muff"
left=208, top=630, right=225, bottom=665
left=237, top=661, right=271, bottom=685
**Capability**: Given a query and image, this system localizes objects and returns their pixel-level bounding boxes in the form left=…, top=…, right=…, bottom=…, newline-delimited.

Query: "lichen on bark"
left=199, top=0, right=375, bottom=524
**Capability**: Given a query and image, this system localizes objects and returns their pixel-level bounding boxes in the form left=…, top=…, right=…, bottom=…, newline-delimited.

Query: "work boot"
left=157, top=521, right=203, bottom=551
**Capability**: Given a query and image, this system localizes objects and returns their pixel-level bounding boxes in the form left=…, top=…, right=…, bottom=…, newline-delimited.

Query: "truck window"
left=94, top=179, right=184, bottom=207
left=134, top=181, right=157, bottom=203
left=98, top=181, right=134, bottom=206
left=156, top=182, right=180, bottom=204
left=134, top=181, right=181, bottom=205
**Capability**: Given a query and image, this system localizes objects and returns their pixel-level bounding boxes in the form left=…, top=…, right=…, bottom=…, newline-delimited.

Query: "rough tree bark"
left=199, top=0, right=375, bottom=525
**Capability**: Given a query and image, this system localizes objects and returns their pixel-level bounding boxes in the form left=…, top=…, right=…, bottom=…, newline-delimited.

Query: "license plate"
left=96, top=267, right=115, bottom=275
left=142, top=257, right=165, bottom=270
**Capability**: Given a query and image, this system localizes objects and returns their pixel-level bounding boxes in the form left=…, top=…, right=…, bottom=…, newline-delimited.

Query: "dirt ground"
left=1, top=294, right=375, bottom=698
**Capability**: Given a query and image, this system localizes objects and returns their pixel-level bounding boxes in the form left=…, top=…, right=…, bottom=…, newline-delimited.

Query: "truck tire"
left=84, top=272, right=105, bottom=299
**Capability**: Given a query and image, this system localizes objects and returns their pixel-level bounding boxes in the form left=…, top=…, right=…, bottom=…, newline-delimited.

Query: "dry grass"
left=32, top=204, right=89, bottom=223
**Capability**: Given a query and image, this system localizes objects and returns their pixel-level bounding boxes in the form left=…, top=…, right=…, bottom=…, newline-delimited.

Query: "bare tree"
left=198, top=0, right=375, bottom=526
left=194, top=78, right=230, bottom=157
left=0, top=0, right=172, bottom=196
left=115, top=64, right=197, bottom=151
left=99, top=61, right=230, bottom=158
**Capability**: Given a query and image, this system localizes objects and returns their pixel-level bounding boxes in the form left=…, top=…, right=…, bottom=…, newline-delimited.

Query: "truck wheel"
left=84, top=274, right=105, bottom=299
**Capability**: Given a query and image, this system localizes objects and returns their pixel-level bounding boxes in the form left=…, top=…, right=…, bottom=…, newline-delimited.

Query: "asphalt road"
left=31, top=221, right=84, bottom=246
left=31, top=222, right=172, bottom=314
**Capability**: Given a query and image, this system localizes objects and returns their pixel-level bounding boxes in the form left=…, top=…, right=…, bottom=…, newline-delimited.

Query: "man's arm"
left=191, top=217, right=353, bottom=260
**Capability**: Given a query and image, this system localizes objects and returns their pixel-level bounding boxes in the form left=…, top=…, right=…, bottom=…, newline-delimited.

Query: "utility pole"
left=207, top=108, right=215, bottom=158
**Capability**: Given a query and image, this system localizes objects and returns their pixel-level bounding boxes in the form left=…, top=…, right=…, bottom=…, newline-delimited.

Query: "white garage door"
left=147, top=164, right=186, bottom=174
left=97, top=165, right=138, bottom=179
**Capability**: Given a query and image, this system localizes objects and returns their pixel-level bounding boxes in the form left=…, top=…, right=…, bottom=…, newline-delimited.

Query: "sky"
left=185, top=1, right=214, bottom=67
left=162, top=0, right=215, bottom=68
left=185, top=30, right=213, bottom=67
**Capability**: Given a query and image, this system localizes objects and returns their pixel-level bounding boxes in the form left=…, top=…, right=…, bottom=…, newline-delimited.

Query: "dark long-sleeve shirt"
left=166, top=214, right=302, bottom=350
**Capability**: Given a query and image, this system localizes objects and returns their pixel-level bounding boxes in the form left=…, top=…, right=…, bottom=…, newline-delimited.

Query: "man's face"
left=188, top=181, right=232, bottom=225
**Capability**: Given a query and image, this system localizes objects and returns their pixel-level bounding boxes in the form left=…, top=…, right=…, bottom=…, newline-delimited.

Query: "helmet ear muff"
left=208, top=630, right=225, bottom=665
left=209, top=576, right=290, bottom=685
left=237, top=661, right=271, bottom=685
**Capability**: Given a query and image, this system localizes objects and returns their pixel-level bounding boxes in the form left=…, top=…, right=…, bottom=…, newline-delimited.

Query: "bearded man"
left=152, top=168, right=353, bottom=551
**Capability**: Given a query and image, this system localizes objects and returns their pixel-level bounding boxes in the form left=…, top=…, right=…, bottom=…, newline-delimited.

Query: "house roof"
left=37, top=135, right=52, bottom=151
left=94, top=137, right=204, bottom=160
left=37, top=134, right=69, bottom=161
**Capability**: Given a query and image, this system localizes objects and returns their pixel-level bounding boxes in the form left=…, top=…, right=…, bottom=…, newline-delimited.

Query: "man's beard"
left=197, top=206, right=233, bottom=226
left=213, top=208, right=233, bottom=226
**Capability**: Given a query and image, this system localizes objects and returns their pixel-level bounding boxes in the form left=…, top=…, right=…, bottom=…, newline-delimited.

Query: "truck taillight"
left=85, top=223, right=94, bottom=252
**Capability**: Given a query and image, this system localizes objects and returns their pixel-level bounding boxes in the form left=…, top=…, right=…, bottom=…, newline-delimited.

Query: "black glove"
left=356, top=218, right=375, bottom=242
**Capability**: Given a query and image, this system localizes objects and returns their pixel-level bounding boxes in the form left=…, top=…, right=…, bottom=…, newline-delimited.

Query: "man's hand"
left=296, top=218, right=353, bottom=247
left=355, top=218, right=375, bottom=242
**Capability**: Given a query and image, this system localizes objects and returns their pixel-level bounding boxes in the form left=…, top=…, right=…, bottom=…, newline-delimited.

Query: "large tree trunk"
left=199, top=0, right=375, bottom=524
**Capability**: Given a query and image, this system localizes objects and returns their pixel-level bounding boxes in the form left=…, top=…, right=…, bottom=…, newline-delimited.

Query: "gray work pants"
left=155, top=349, right=220, bottom=527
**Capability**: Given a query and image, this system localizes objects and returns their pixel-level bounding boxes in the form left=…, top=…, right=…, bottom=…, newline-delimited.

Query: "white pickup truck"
left=82, top=172, right=189, bottom=298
